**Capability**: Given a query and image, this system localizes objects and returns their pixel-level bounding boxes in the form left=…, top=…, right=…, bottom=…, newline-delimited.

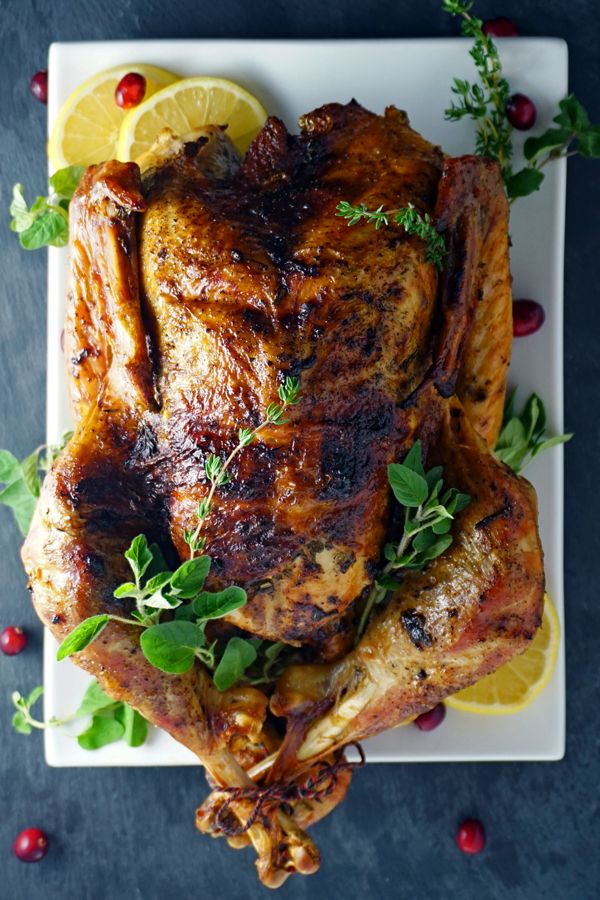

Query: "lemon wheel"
left=446, top=594, right=560, bottom=714
left=48, top=63, right=180, bottom=169
left=116, top=76, right=266, bottom=161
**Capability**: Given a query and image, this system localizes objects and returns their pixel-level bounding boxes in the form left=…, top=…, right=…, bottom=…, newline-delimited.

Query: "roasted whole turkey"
left=22, top=101, right=544, bottom=887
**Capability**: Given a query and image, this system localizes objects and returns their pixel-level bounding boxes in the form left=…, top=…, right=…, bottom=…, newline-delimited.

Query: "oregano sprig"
left=9, top=166, right=85, bottom=250
left=494, top=389, right=572, bottom=473
left=0, top=430, right=73, bottom=536
left=335, top=201, right=447, bottom=270
left=57, top=376, right=303, bottom=692
left=11, top=682, right=148, bottom=750
left=356, top=440, right=470, bottom=640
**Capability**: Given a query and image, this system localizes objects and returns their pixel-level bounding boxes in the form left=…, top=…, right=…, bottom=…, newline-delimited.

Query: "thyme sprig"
left=336, top=201, right=447, bottom=270
left=443, top=0, right=600, bottom=200
left=356, top=441, right=470, bottom=640
left=185, top=376, right=301, bottom=556
left=442, top=0, right=513, bottom=181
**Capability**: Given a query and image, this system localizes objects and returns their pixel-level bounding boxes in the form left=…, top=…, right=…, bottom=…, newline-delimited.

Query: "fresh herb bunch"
left=0, top=431, right=73, bottom=535
left=10, top=166, right=85, bottom=250
left=356, top=440, right=470, bottom=639
left=494, top=389, right=572, bottom=473
left=443, top=0, right=600, bottom=200
left=58, top=377, right=302, bottom=693
left=12, top=681, right=148, bottom=750
left=442, top=0, right=513, bottom=181
left=336, top=201, right=447, bottom=270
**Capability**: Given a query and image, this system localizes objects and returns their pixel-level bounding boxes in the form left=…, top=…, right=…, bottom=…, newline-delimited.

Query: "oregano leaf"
left=56, top=615, right=109, bottom=661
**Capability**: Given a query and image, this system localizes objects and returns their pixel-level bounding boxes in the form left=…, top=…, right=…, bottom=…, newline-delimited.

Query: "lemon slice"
left=48, top=64, right=180, bottom=169
left=446, top=594, right=560, bottom=714
left=116, top=76, right=266, bottom=161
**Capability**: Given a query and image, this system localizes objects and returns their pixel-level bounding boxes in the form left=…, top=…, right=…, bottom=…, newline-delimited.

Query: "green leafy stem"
left=494, top=389, right=572, bottom=473
left=335, top=201, right=447, bottom=270
left=12, top=681, right=148, bottom=751
left=356, top=440, right=470, bottom=640
left=57, top=377, right=302, bottom=693
left=442, top=0, right=600, bottom=200
left=10, top=166, right=85, bottom=250
left=0, top=431, right=73, bottom=535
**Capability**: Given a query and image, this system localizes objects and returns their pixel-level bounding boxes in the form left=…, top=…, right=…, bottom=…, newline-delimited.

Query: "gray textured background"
left=1, top=1, right=599, bottom=898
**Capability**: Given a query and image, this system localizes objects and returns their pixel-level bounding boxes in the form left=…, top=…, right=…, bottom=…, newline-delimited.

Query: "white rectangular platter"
left=45, top=37, right=568, bottom=766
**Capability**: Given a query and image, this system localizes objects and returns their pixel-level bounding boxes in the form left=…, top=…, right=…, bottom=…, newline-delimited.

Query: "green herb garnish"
left=9, top=166, right=85, bottom=250
left=356, top=440, right=470, bottom=639
left=335, top=201, right=447, bottom=270
left=0, top=431, right=73, bottom=535
left=443, top=0, right=600, bottom=200
left=11, top=681, right=148, bottom=750
left=57, top=377, right=302, bottom=692
left=494, top=389, right=572, bottom=473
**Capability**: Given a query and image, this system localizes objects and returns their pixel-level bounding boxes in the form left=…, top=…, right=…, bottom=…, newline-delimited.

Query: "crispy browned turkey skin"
left=22, top=102, right=543, bottom=887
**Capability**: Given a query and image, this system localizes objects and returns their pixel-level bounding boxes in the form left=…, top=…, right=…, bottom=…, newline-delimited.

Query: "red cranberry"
left=30, top=70, right=48, bottom=104
left=0, top=626, right=28, bottom=656
left=482, top=17, right=519, bottom=37
left=506, top=93, right=537, bottom=131
left=115, top=73, right=147, bottom=109
left=414, top=703, right=446, bottom=731
left=513, top=299, right=545, bottom=337
left=456, top=819, right=486, bottom=854
left=14, top=828, right=49, bottom=863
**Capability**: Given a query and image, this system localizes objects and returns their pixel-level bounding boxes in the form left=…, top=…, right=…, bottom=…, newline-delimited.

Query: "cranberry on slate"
left=456, top=819, right=486, bottom=854
left=0, top=626, right=27, bottom=656
left=506, top=93, right=537, bottom=131
left=513, top=299, right=545, bottom=337
left=414, top=703, right=446, bottom=732
left=482, top=17, right=519, bottom=37
left=14, top=829, right=49, bottom=863
left=30, top=70, right=48, bottom=105
left=115, top=73, right=147, bottom=109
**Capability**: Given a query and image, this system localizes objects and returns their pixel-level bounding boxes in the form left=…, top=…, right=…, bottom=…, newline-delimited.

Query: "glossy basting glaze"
left=22, top=102, right=543, bottom=887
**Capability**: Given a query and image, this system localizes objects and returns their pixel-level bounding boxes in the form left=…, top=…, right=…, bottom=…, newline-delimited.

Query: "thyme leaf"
left=336, top=201, right=446, bottom=270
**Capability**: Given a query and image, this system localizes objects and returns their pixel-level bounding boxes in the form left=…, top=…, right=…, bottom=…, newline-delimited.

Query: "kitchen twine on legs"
left=206, top=743, right=366, bottom=836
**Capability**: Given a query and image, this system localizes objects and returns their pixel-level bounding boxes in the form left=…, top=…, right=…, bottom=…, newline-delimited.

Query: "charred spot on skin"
left=475, top=504, right=512, bottom=531
left=448, top=608, right=458, bottom=618
left=52, top=614, right=63, bottom=625
left=183, top=137, right=209, bottom=159
left=336, top=551, right=356, bottom=574
left=417, top=669, right=428, bottom=679
left=83, top=555, right=105, bottom=578
left=401, top=609, right=432, bottom=649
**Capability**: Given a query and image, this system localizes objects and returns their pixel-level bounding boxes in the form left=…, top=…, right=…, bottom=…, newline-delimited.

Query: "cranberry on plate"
left=14, top=828, right=49, bottom=863
left=456, top=819, right=486, bottom=854
left=513, top=299, right=545, bottom=337
left=506, top=93, right=537, bottom=131
left=0, top=626, right=27, bottom=656
left=115, top=72, right=147, bottom=109
left=482, top=17, right=519, bottom=37
left=414, top=703, right=446, bottom=731
left=30, top=70, right=48, bottom=104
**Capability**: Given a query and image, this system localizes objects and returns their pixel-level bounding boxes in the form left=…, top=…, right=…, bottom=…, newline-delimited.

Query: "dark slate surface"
left=0, top=1, right=598, bottom=898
